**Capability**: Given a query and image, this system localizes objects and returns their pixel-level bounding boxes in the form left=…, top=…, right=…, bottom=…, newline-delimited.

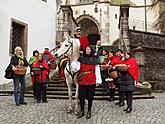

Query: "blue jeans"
left=13, top=75, right=26, bottom=104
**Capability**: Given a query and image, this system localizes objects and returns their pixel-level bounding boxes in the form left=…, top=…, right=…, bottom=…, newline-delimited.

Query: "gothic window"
left=10, top=19, right=28, bottom=56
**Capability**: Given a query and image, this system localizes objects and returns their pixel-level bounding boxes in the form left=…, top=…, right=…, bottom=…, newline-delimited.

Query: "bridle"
left=62, top=38, right=73, bottom=56
left=63, top=38, right=79, bottom=82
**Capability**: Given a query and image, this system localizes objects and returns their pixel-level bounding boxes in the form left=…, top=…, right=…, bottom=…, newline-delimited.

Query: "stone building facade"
left=60, top=0, right=156, bottom=46
left=129, top=30, right=165, bottom=90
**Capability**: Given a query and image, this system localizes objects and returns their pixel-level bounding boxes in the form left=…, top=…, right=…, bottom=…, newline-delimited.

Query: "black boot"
left=119, top=102, right=125, bottom=107
left=126, top=108, right=132, bottom=113
left=86, top=111, right=91, bottom=119
left=77, top=111, right=85, bottom=118
left=115, top=101, right=121, bottom=105
left=123, top=107, right=128, bottom=111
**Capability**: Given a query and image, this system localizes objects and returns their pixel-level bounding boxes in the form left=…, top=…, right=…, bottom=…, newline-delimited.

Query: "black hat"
left=115, top=49, right=123, bottom=54
left=33, top=50, right=39, bottom=56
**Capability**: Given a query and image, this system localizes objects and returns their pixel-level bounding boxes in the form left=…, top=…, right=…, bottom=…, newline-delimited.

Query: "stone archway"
left=76, top=15, right=100, bottom=45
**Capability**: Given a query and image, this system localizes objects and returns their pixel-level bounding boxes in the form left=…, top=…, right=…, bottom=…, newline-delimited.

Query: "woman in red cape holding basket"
left=118, top=52, right=138, bottom=113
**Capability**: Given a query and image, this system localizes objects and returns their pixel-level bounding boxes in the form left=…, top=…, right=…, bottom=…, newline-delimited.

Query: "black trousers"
left=121, top=91, right=133, bottom=109
left=33, top=83, right=36, bottom=98
left=78, top=84, right=95, bottom=112
left=114, top=79, right=122, bottom=103
left=36, top=83, right=47, bottom=102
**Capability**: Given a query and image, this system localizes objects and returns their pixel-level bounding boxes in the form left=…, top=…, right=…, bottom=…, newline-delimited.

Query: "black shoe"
left=43, top=101, right=48, bottom=103
left=126, top=108, right=132, bottom=113
left=119, top=102, right=125, bottom=107
left=20, top=102, right=27, bottom=105
left=37, top=101, right=41, bottom=103
left=16, top=103, right=20, bottom=106
left=86, top=111, right=91, bottom=119
left=115, top=102, right=121, bottom=105
left=77, top=111, right=85, bottom=118
left=107, top=97, right=111, bottom=101
left=123, top=107, right=128, bottom=111
left=107, top=97, right=115, bottom=101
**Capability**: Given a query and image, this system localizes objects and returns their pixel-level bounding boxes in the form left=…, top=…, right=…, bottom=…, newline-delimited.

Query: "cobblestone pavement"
left=0, top=93, right=165, bottom=124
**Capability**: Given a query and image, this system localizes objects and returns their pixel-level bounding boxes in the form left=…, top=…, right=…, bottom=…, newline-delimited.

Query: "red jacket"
left=78, top=64, right=96, bottom=85
left=42, top=51, right=54, bottom=61
left=31, top=60, right=49, bottom=83
left=122, top=57, right=138, bottom=84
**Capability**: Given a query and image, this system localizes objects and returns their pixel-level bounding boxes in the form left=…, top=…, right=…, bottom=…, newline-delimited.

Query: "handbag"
left=4, top=64, right=14, bottom=79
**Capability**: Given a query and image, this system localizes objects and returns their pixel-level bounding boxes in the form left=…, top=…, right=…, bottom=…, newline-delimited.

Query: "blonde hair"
left=14, top=46, right=23, bottom=55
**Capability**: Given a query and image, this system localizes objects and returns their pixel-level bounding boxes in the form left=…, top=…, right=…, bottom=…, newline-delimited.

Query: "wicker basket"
left=13, top=65, right=27, bottom=75
left=116, top=64, right=128, bottom=71
left=31, top=67, right=41, bottom=75
left=108, top=69, right=118, bottom=79
left=100, top=65, right=110, bottom=71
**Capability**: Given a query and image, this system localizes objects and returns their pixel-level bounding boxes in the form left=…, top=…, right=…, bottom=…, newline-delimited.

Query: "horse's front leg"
left=74, top=77, right=80, bottom=115
left=65, top=77, right=73, bottom=113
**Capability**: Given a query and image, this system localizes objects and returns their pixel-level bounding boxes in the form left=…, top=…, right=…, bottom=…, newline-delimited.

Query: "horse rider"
left=74, top=27, right=89, bottom=53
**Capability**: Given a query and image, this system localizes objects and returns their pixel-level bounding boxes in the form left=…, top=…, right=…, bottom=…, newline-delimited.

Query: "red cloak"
left=122, top=57, right=138, bottom=84
left=79, top=36, right=89, bottom=51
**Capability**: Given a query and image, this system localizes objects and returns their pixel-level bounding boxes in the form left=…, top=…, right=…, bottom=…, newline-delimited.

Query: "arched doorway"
left=77, top=17, right=100, bottom=45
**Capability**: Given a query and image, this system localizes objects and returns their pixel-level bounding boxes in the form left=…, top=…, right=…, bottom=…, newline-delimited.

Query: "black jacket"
left=10, top=55, right=29, bottom=67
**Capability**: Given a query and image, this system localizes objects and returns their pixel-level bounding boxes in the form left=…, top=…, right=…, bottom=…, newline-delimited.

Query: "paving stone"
left=0, top=93, right=165, bottom=123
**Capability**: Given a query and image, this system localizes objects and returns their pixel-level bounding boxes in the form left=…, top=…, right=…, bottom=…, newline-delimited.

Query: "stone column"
left=62, top=6, right=70, bottom=36
left=119, top=4, right=130, bottom=53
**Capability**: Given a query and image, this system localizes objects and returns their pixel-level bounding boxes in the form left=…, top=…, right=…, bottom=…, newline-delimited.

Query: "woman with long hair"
left=10, top=46, right=29, bottom=106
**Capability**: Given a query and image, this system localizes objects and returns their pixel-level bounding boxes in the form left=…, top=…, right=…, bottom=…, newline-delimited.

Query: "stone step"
left=46, top=87, right=105, bottom=91
left=25, top=94, right=154, bottom=100
left=26, top=90, right=143, bottom=96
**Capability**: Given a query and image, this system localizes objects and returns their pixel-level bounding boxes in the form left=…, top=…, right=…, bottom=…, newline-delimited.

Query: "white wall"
left=0, top=0, right=57, bottom=84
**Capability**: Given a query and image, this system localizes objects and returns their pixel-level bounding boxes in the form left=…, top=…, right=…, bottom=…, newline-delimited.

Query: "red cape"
left=79, top=36, right=89, bottom=51
left=122, top=57, right=138, bottom=84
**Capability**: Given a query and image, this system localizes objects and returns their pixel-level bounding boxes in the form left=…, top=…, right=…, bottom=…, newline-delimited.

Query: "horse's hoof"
left=67, top=108, right=73, bottom=113
left=74, top=111, right=79, bottom=115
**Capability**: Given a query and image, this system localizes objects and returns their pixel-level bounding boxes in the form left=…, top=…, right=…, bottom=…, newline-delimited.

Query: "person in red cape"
left=42, top=47, right=54, bottom=86
left=111, top=49, right=124, bottom=106
left=111, top=49, right=123, bottom=67
left=31, top=53, right=49, bottom=103
left=119, top=52, right=138, bottom=113
left=42, top=48, right=54, bottom=62
left=122, top=52, right=138, bottom=84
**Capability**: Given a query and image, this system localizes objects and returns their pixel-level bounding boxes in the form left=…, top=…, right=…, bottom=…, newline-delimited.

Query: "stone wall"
left=129, top=30, right=165, bottom=90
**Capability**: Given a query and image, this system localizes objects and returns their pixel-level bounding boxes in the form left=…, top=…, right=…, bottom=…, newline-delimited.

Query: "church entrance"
left=77, top=18, right=100, bottom=45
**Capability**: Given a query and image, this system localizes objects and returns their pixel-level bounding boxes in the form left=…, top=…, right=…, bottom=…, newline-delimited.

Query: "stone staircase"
left=25, top=77, right=154, bottom=100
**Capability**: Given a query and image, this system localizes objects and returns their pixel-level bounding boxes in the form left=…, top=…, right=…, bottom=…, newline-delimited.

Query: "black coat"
left=118, top=72, right=134, bottom=92
left=10, top=55, right=29, bottom=67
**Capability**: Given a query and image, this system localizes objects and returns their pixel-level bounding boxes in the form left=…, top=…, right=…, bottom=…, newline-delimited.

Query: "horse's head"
left=55, top=35, right=80, bottom=58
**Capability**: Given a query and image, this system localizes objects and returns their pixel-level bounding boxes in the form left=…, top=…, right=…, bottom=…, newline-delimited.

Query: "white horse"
left=55, top=36, right=80, bottom=114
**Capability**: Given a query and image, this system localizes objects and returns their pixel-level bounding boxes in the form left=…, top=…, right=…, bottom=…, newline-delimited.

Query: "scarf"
left=16, top=54, right=24, bottom=65
left=99, top=55, right=108, bottom=64
left=78, top=55, right=99, bottom=65
left=29, top=56, right=37, bottom=65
